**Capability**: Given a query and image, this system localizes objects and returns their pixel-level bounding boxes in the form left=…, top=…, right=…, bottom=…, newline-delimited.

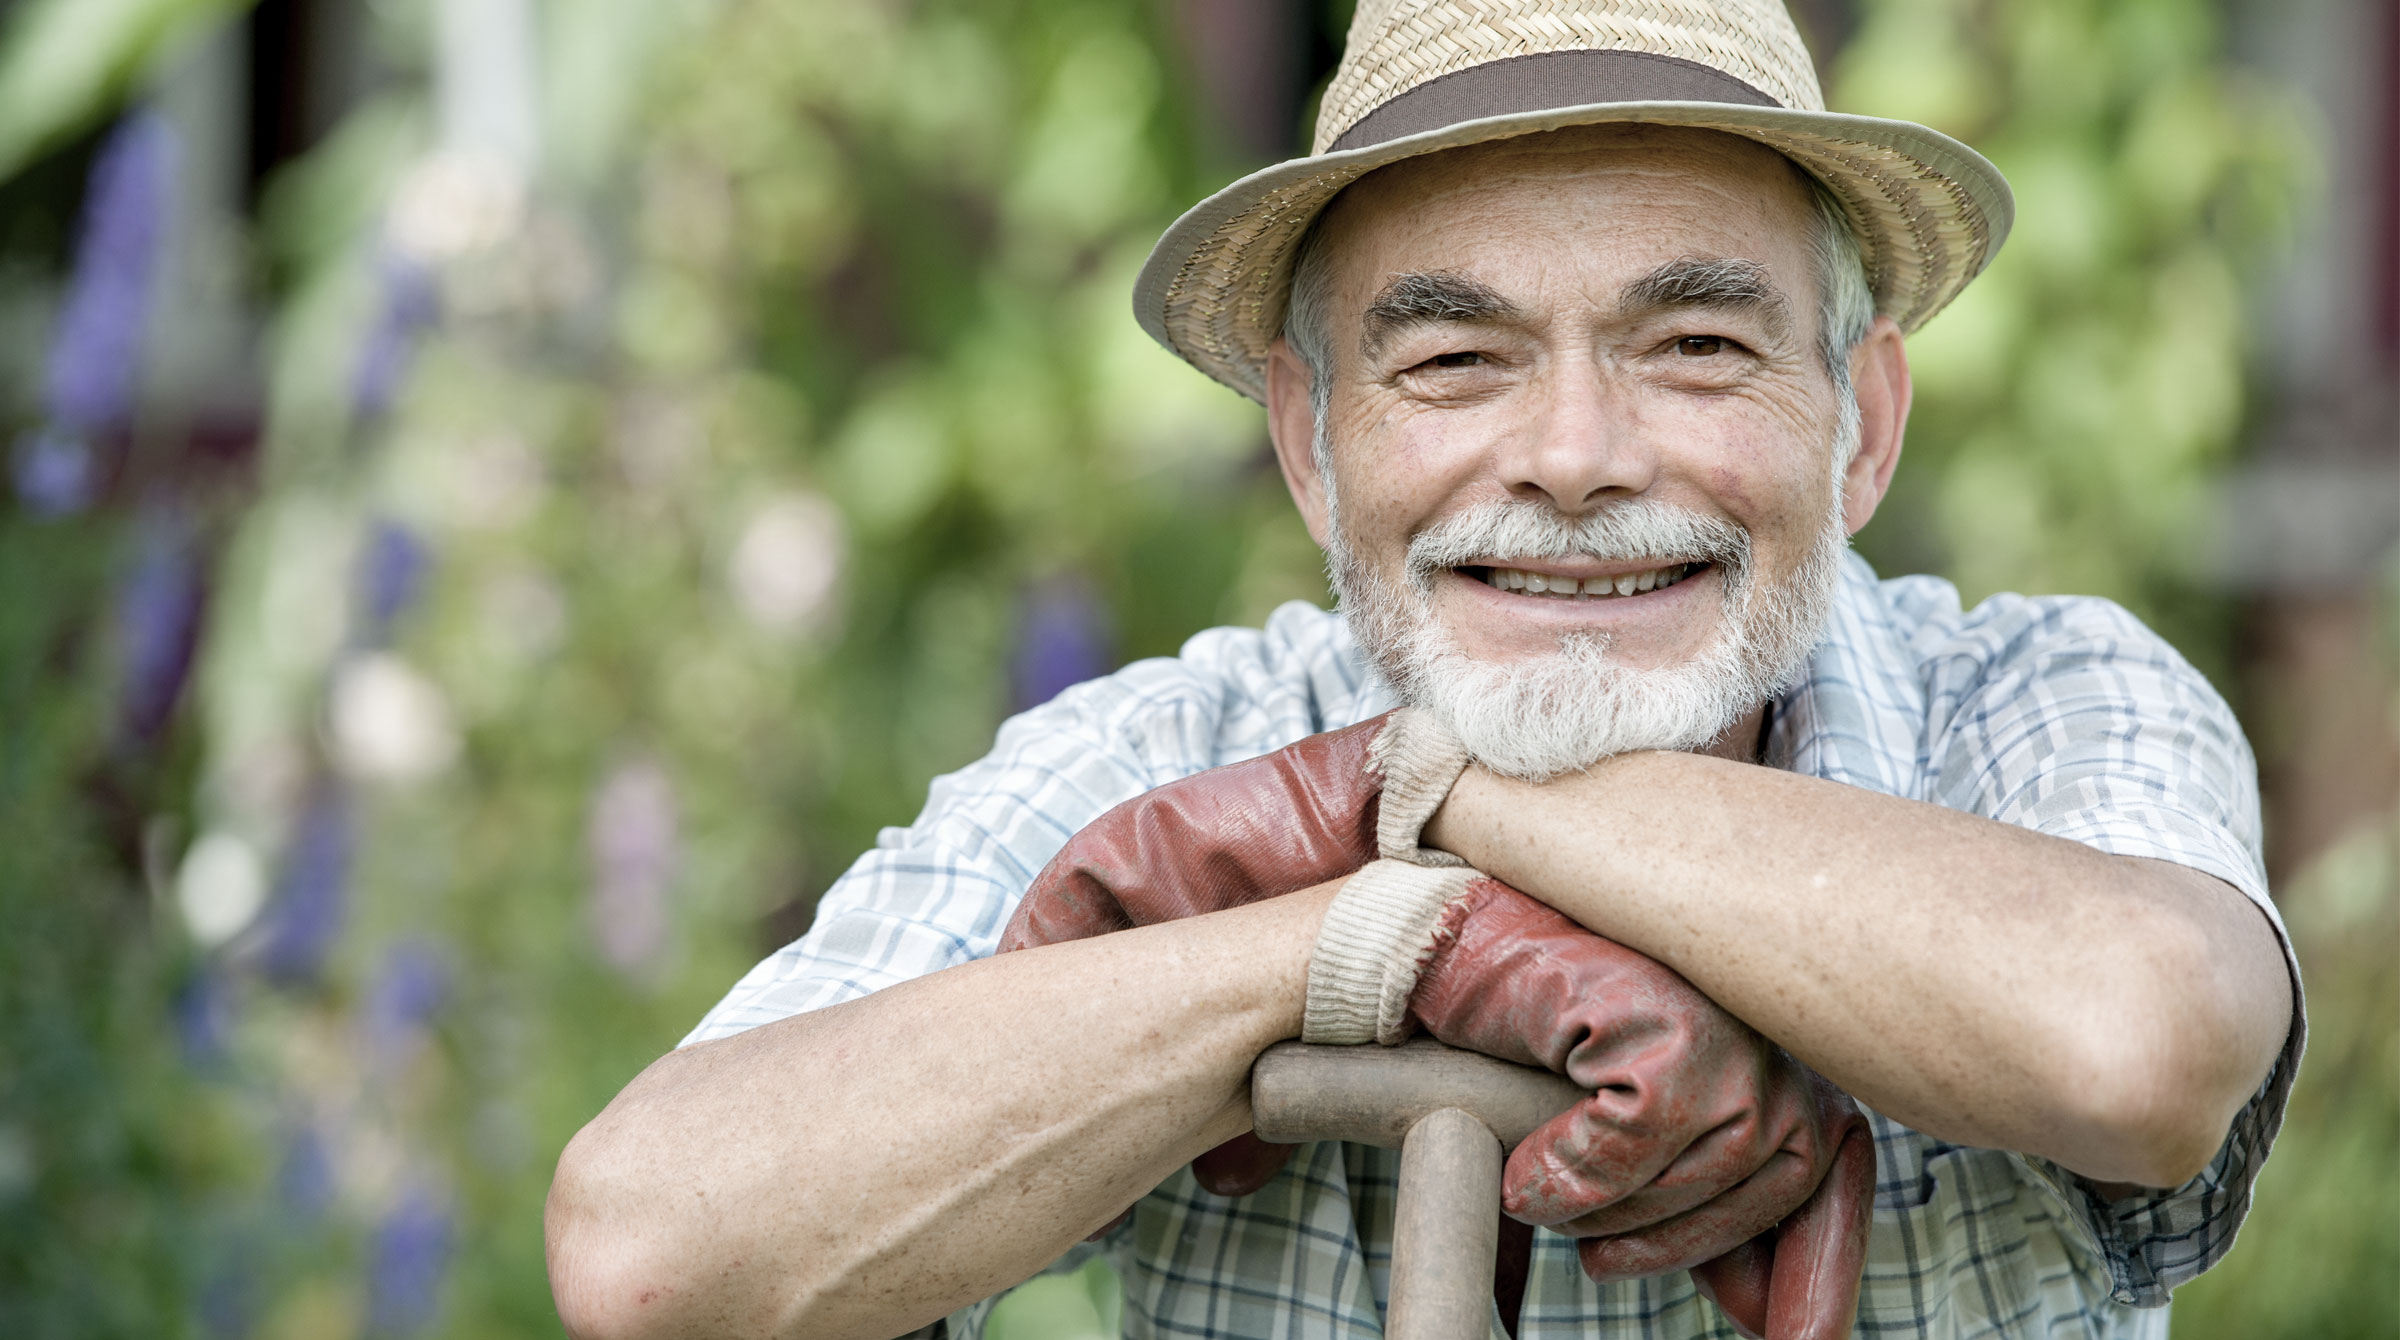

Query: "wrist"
left=1424, top=754, right=1666, bottom=869
left=1418, top=764, right=1494, bottom=864
left=1203, top=879, right=1344, bottom=1043
left=1302, top=860, right=1479, bottom=1044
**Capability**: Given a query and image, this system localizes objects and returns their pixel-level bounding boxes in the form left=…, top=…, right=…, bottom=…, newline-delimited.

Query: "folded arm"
left=545, top=885, right=1337, bottom=1340
left=1424, top=752, right=2291, bottom=1189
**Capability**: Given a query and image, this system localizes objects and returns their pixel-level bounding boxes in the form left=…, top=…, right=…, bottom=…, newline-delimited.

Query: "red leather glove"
left=996, top=714, right=1392, bottom=1193
left=1405, top=874, right=1876, bottom=1340
left=998, top=712, right=1875, bottom=1338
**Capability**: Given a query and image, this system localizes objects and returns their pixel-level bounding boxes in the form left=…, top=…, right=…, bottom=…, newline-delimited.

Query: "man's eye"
left=1677, top=336, right=1726, bottom=357
left=1427, top=351, right=1486, bottom=369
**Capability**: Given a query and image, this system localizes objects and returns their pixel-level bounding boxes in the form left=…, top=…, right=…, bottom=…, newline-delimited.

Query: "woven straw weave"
left=1136, top=0, right=2013, bottom=404
left=1316, top=0, right=1823, bottom=152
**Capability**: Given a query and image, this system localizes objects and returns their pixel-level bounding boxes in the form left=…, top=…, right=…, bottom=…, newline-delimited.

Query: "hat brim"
left=1135, top=100, right=2013, bottom=403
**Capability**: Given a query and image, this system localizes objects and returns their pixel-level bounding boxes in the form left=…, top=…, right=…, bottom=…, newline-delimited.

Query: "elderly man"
left=545, top=2, right=2301, bottom=1338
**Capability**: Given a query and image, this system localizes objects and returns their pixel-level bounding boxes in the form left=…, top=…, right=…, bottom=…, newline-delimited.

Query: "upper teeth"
left=1480, top=563, right=1694, bottom=598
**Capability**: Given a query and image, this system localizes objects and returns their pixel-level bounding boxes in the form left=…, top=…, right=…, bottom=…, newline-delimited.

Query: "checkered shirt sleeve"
left=684, top=679, right=1206, bottom=1043
left=1901, top=580, right=2305, bottom=1308
left=683, top=605, right=1379, bottom=1043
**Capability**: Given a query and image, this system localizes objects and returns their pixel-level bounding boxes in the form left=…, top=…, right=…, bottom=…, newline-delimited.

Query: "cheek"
left=1328, top=400, right=1495, bottom=535
left=1673, top=412, right=1837, bottom=547
left=1701, top=452, right=1824, bottom=532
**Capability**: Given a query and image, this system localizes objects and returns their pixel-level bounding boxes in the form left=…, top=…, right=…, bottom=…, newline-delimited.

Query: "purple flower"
left=1011, top=575, right=1114, bottom=712
left=367, top=1182, right=453, bottom=1336
left=587, top=758, right=679, bottom=975
left=357, top=519, right=431, bottom=644
left=46, top=111, right=175, bottom=435
left=277, top=1123, right=334, bottom=1220
left=172, top=965, right=235, bottom=1064
left=257, top=792, right=352, bottom=984
left=198, top=1260, right=256, bottom=1340
left=10, top=425, right=98, bottom=515
left=351, top=253, right=439, bottom=419
left=113, top=506, right=205, bottom=741
left=364, top=939, right=450, bottom=1055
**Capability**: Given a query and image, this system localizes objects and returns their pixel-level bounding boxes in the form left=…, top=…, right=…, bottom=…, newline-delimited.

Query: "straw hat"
left=1135, top=0, right=2013, bottom=403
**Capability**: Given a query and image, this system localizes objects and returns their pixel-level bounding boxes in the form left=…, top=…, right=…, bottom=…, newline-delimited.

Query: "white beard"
left=1324, top=428, right=1856, bottom=781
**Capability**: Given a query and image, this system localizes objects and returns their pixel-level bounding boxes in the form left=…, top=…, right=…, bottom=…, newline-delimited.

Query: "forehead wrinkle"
left=1358, top=270, right=1525, bottom=360
left=1313, top=132, right=1823, bottom=366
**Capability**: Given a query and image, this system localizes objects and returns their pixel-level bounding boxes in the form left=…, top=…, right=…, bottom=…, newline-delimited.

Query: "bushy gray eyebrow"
left=1358, top=270, right=1524, bottom=360
left=1618, top=256, right=1793, bottom=339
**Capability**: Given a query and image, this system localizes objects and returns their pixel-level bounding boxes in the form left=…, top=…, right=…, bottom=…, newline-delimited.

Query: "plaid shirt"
left=688, top=555, right=2304, bottom=1339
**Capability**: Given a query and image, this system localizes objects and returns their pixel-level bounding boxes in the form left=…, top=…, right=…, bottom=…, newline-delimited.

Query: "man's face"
left=1274, top=126, right=1889, bottom=776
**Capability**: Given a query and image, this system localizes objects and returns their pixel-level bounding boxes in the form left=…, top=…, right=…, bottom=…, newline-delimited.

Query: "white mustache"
left=1401, top=498, right=1750, bottom=592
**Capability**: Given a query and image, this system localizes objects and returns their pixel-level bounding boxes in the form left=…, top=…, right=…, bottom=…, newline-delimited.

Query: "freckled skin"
left=990, top=708, right=1872, bottom=1340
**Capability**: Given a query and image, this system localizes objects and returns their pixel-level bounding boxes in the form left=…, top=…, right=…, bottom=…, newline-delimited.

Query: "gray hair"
left=1283, top=172, right=1876, bottom=485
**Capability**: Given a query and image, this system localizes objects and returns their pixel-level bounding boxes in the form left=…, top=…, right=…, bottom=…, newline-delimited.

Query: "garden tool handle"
left=1389, top=1106, right=1503, bottom=1340
left=1250, top=1040, right=1587, bottom=1340
left=1250, top=1038, right=1586, bottom=1149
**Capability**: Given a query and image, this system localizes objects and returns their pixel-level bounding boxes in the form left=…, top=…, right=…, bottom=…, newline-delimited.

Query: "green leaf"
left=0, top=0, right=250, bottom=182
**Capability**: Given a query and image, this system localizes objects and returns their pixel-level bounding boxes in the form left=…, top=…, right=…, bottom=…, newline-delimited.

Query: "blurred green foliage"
left=165, top=0, right=1319, bottom=1333
left=0, top=0, right=2387, bottom=1337
left=2170, top=818, right=2400, bottom=1340
left=0, top=519, right=234, bottom=1339
left=0, top=0, right=248, bottom=180
left=987, top=1256, right=1125, bottom=1340
left=1836, top=0, right=2309, bottom=674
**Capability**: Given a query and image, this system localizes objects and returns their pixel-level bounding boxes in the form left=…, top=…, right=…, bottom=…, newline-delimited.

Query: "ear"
left=1840, top=314, right=1911, bottom=535
left=1264, top=337, right=1333, bottom=549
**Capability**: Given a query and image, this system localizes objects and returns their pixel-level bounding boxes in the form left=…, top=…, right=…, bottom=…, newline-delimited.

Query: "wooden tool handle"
left=1387, top=1107, right=1503, bottom=1340
left=1250, top=1038, right=1586, bottom=1149
left=1250, top=1040, right=1585, bottom=1340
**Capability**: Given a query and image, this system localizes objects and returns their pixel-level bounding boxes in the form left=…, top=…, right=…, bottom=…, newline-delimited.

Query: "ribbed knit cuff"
left=1369, top=709, right=1472, bottom=867
left=1303, top=859, right=1477, bottom=1046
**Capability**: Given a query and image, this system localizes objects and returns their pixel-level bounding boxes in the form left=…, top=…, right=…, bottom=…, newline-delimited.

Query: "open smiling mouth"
left=1459, top=561, right=1708, bottom=600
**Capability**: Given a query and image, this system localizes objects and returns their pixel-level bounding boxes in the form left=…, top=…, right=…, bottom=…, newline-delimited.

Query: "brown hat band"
left=1329, top=49, right=1781, bottom=154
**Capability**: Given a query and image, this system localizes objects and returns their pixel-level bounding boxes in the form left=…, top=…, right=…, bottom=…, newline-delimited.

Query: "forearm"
left=546, top=884, right=1336, bottom=1340
left=1426, top=753, right=2289, bottom=1186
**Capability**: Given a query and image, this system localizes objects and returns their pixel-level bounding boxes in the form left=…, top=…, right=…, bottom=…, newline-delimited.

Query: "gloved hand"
left=1002, top=708, right=1471, bottom=942
left=1002, top=706, right=1877, bottom=1337
left=1001, top=714, right=1381, bottom=944
left=997, top=711, right=1424, bottom=1193
left=1307, top=863, right=1875, bottom=1339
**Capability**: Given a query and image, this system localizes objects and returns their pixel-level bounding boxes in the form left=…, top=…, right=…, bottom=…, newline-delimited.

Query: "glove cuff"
left=1303, top=859, right=1478, bottom=1045
left=1369, top=709, right=1472, bottom=867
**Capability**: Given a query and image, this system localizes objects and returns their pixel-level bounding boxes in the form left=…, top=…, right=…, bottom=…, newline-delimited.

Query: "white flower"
left=389, top=150, right=525, bottom=262
left=588, top=758, right=680, bottom=974
left=177, top=831, right=266, bottom=947
left=329, top=654, right=461, bottom=782
left=728, top=491, right=845, bottom=636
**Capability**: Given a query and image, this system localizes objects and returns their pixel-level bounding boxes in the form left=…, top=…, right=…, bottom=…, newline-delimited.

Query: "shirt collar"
left=1762, top=552, right=1926, bottom=799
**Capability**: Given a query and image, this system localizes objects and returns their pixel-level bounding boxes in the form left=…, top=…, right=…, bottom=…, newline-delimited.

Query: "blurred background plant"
left=0, top=0, right=2389, bottom=1337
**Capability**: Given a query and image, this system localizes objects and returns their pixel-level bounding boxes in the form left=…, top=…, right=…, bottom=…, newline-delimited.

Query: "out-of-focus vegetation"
left=0, top=0, right=2387, bottom=1337
left=1836, top=0, right=2308, bottom=670
left=2171, top=808, right=2400, bottom=1340
left=0, top=0, right=248, bottom=179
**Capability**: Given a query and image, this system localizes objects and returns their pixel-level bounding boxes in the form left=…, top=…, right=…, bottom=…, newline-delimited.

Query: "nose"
left=1492, top=357, right=1657, bottom=513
